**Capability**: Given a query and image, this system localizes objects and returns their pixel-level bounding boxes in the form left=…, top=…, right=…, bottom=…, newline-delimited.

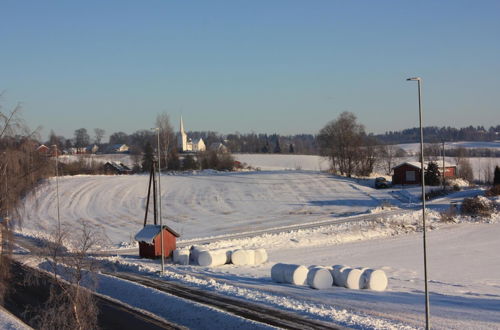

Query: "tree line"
left=375, top=125, right=500, bottom=144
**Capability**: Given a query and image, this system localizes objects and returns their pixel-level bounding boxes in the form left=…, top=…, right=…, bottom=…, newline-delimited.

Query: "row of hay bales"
left=271, top=263, right=388, bottom=291
left=173, top=246, right=268, bottom=267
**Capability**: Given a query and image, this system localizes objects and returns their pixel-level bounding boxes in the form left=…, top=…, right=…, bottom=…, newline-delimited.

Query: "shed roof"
left=135, top=224, right=180, bottom=243
left=393, top=161, right=456, bottom=170
left=104, top=161, right=131, bottom=172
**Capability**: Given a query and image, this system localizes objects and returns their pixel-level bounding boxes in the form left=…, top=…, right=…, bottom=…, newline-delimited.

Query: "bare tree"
left=93, top=128, right=105, bottom=145
left=318, top=112, right=366, bottom=177
left=34, top=220, right=106, bottom=330
left=457, top=158, right=474, bottom=182
left=380, top=144, right=399, bottom=175
left=0, top=102, right=51, bottom=304
left=155, top=113, right=175, bottom=170
left=74, top=128, right=90, bottom=148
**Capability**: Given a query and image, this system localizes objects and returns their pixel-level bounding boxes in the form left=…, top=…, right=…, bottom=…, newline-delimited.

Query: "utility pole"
left=52, top=145, right=61, bottom=231
left=153, top=128, right=165, bottom=274
left=407, top=77, right=430, bottom=330
left=442, top=140, right=446, bottom=191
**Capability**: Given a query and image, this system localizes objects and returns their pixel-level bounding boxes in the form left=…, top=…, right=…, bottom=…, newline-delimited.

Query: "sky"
left=1, top=1, right=499, bottom=141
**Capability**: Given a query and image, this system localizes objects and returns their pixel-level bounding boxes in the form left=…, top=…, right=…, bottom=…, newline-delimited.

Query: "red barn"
left=134, top=225, right=180, bottom=259
left=392, top=161, right=456, bottom=185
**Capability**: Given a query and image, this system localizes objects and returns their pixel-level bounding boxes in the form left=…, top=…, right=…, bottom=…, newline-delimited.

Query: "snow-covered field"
left=14, top=153, right=500, bottom=329
left=19, top=171, right=399, bottom=245
left=398, top=141, right=500, bottom=154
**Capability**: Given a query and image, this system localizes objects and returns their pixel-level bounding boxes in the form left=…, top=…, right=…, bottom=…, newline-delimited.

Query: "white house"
left=109, top=144, right=129, bottom=153
left=209, top=142, right=229, bottom=153
left=178, top=117, right=206, bottom=152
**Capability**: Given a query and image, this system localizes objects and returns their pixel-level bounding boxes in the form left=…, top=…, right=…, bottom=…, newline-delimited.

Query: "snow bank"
left=271, top=263, right=308, bottom=285
left=306, top=266, right=333, bottom=289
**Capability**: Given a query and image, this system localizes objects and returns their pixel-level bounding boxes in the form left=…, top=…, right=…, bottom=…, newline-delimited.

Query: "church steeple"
left=178, top=116, right=188, bottom=152
left=180, top=115, right=185, bottom=134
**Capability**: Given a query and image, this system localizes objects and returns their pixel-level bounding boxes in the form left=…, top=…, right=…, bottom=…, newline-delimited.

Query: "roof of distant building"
left=134, top=224, right=180, bottom=243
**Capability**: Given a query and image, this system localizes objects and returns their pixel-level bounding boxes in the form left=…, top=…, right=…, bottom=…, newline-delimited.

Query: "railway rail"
left=104, top=270, right=346, bottom=330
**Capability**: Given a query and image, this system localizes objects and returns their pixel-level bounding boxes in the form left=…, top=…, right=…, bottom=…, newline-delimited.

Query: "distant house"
left=102, top=161, right=132, bottom=175
left=392, top=161, right=456, bottom=185
left=209, top=142, right=229, bottom=153
left=86, top=144, right=99, bottom=154
left=36, top=144, right=50, bottom=155
left=135, top=225, right=180, bottom=259
left=68, top=147, right=87, bottom=155
left=36, top=144, right=60, bottom=157
left=177, top=117, right=206, bottom=152
left=108, top=144, right=129, bottom=153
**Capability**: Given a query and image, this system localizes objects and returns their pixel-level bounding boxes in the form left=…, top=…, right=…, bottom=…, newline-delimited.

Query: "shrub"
left=440, top=205, right=457, bottom=223
left=485, top=185, right=500, bottom=197
left=182, top=154, right=199, bottom=170
left=461, top=196, right=495, bottom=217
left=424, top=189, right=447, bottom=200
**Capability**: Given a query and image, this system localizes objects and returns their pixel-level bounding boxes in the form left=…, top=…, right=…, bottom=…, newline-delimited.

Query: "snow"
left=397, top=141, right=500, bottom=154
left=0, top=307, right=31, bottom=330
left=19, top=171, right=401, bottom=247
left=13, top=153, right=500, bottom=329
left=134, top=225, right=161, bottom=243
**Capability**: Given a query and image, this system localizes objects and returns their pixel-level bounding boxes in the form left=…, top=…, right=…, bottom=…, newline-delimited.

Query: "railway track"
left=104, top=270, right=346, bottom=330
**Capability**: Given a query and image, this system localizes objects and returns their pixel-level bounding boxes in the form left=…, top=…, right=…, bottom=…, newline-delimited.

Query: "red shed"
left=135, top=224, right=180, bottom=259
left=392, top=161, right=456, bottom=185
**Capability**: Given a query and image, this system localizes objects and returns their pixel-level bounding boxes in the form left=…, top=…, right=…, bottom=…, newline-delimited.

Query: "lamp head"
left=406, top=77, right=421, bottom=81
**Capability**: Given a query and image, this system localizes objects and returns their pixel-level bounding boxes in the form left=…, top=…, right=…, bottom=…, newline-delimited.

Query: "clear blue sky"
left=1, top=1, right=499, bottom=140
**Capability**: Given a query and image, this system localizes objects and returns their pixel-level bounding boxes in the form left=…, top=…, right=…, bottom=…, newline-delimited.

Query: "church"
left=177, top=117, right=206, bottom=153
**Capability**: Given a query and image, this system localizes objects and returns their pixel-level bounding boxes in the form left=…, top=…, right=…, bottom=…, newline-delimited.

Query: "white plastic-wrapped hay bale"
left=189, top=246, right=207, bottom=265
left=172, top=249, right=190, bottom=265
left=331, top=265, right=351, bottom=287
left=344, top=268, right=364, bottom=289
left=307, top=266, right=333, bottom=289
left=231, top=249, right=256, bottom=265
left=254, top=248, right=268, bottom=264
left=361, top=269, right=388, bottom=291
left=271, top=263, right=309, bottom=285
left=197, top=249, right=231, bottom=267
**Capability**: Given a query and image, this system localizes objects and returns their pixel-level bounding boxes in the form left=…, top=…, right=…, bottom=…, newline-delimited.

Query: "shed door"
left=406, top=170, right=415, bottom=181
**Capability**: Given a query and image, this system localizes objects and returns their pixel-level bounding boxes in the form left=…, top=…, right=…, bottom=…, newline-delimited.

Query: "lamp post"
left=152, top=128, right=164, bottom=274
left=442, top=140, right=446, bottom=191
left=51, top=145, right=61, bottom=231
left=406, top=77, right=430, bottom=329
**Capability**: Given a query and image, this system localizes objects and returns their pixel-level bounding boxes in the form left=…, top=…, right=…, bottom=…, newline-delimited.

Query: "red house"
left=135, top=225, right=180, bottom=259
left=392, top=161, right=456, bottom=185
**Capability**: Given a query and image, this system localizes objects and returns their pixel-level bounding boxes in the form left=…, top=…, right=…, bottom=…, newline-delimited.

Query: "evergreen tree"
left=494, top=165, right=500, bottom=185
left=182, top=154, right=198, bottom=170
left=141, top=142, right=154, bottom=172
left=425, top=161, right=441, bottom=186
left=289, top=144, right=294, bottom=153
left=273, top=139, right=281, bottom=153
left=167, top=149, right=180, bottom=170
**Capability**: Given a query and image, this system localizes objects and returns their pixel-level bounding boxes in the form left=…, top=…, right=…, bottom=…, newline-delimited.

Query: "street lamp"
left=152, top=128, right=165, bottom=274
left=51, top=145, right=61, bottom=231
left=406, top=76, right=430, bottom=329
